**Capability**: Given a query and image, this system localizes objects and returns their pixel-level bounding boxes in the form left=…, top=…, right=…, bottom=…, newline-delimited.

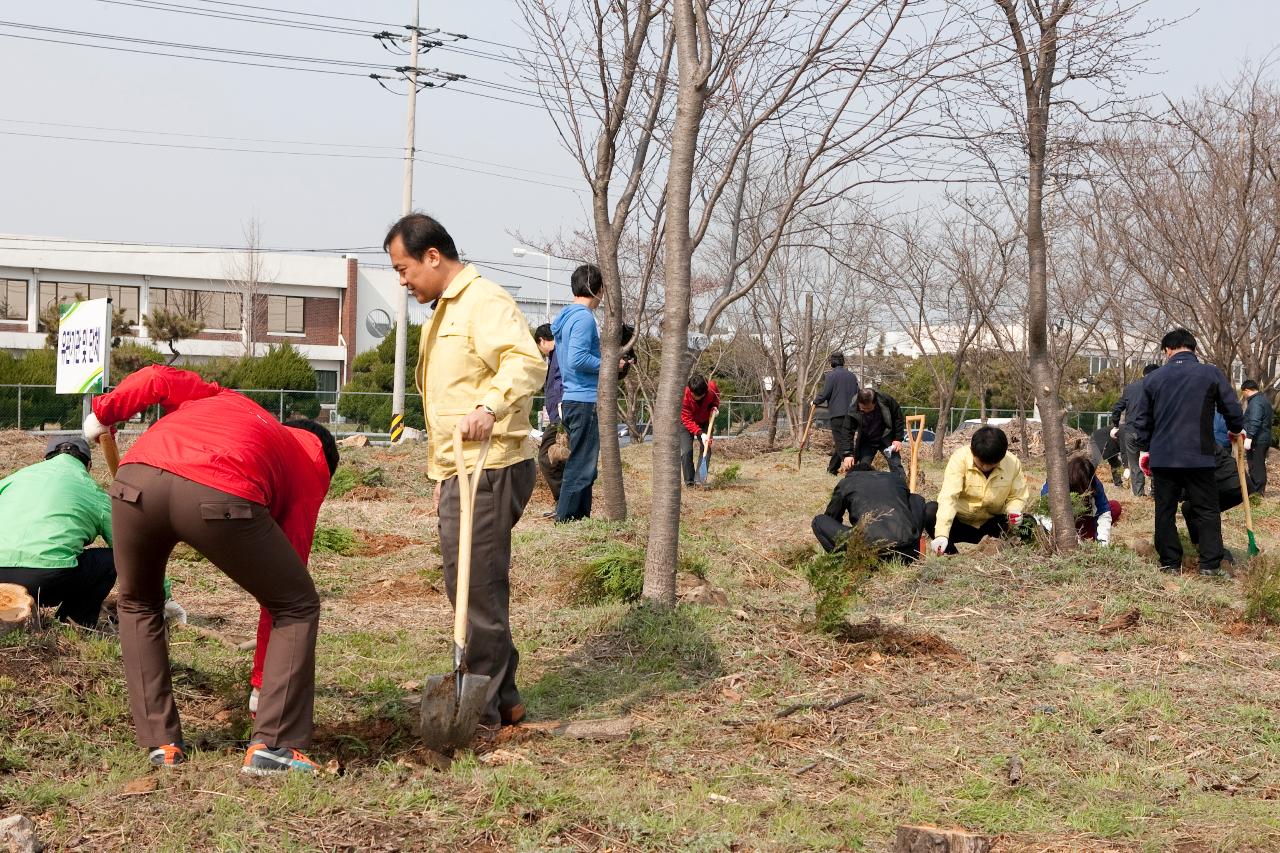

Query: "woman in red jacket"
left=84, top=366, right=337, bottom=775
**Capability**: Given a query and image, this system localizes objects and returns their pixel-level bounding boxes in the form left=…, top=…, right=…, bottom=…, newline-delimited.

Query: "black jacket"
left=1131, top=352, right=1244, bottom=468
left=823, top=469, right=925, bottom=546
left=1244, top=392, right=1275, bottom=443
left=1208, top=445, right=1260, bottom=510
left=1111, top=377, right=1145, bottom=427
left=849, top=390, right=905, bottom=449
left=813, top=367, right=860, bottom=421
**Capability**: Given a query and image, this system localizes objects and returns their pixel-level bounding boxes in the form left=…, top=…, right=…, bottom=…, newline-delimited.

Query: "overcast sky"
left=1, top=1, right=1276, bottom=304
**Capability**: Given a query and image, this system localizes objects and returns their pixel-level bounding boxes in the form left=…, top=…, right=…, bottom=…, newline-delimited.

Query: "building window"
left=316, top=369, right=338, bottom=405
left=267, top=295, right=304, bottom=334
left=40, top=282, right=140, bottom=325
left=1, top=280, right=25, bottom=320
left=1087, top=355, right=1118, bottom=375
left=150, top=288, right=242, bottom=330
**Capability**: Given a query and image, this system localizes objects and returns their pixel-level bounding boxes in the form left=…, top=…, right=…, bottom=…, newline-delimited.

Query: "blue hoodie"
left=552, top=303, right=600, bottom=404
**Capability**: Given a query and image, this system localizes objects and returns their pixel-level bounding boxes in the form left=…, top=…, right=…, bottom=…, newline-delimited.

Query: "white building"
left=0, top=235, right=570, bottom=400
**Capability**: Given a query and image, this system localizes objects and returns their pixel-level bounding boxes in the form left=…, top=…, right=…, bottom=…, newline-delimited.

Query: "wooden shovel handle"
left=451, top=424, right=491, bottom=654
left=1234, top=437, right=1254, bottom=533
left=99, top=433, right=120, bottom=478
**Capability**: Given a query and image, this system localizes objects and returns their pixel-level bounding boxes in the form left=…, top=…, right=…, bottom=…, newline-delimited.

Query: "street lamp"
left=512, top=245, right=552, bottom=323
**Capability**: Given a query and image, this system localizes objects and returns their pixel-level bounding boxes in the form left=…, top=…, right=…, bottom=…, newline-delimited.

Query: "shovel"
left=99, top=432, right=121, bottom=478
left=696, top=408, right=717, bottom=484
left=1233, top=437, right=1260, bottom=557
left=420, top=425, right=492, bottom=753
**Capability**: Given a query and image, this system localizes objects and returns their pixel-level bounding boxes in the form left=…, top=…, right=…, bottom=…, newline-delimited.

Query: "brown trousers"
left=438, top=459, right=535, bottom=725
left=109, top=464, right=319, bottom=749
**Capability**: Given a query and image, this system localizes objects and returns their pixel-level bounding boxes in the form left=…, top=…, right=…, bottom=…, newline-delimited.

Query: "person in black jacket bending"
left=1131, top=329, right=1244, bottom=576
left=812, top=462, right=935, bottom=561
left=1110, top=363, right=1160, bottom=497
left=848, top=388, right=906, bottom=480
left=813, top=353, right=860, bottom=475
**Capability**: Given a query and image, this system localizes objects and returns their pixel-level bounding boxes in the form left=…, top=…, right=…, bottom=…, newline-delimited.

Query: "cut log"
left=0, top=584, right=34, bottom=632
left=338, top=434, right=369, bottom=448
left=894, top=825, right=991, bottom=853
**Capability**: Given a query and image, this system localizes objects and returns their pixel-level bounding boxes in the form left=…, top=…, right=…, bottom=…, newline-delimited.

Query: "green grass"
left=311, top=525, right=357, bottom=555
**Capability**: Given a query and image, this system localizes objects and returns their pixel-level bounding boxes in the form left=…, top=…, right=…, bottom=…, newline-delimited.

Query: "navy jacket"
left=1131, top=352, right=1243, bottom=468
left=813, top=367, right=860, bottom=419
left=1110, top=377, right=1145, bottom=427
left=1244, top=392, right=1275, bottom=443
left=543, top=348, right=564, bottom=424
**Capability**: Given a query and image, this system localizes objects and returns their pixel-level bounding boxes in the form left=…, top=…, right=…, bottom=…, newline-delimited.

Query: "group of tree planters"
left=2, top=206, right=1275, bottom=779
left=809, top=327, right=1272, bottom=580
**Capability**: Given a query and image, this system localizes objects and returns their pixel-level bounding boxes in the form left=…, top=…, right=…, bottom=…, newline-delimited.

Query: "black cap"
left=44, top=436, right=92, bottom=467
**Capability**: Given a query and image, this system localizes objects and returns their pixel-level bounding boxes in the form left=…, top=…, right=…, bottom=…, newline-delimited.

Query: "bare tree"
left=225, top=218, right=274, bottom=356
left=1098, top=64, right=1280, bottom=387
left=949, top=0, right=1157, bottom=550
left=516, top=0, right=674, bottom=521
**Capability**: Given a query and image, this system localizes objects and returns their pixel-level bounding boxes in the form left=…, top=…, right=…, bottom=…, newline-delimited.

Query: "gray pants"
left=1121, top=425, right=1147, bottom=497
left=438, top=459, right=535, bottom=725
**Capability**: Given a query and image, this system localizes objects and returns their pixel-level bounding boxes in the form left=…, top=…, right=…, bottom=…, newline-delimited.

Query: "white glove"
left=890, top=440, right=902, bottom=454
left=930, top=536, right=948, bottom=556
left=1122, top=468, right=1131, bottom=481
left=1095, top=509, right=1112, bottom=546
left=1245, top=437, right=1253, bottom=450
left=163, top=599, right=188, bottom=624
left=83, top=412, right=109, bottom=442
left=1035, top=515, right=1052, bottom=533
left=1109, top=427, right=1119, bottom=440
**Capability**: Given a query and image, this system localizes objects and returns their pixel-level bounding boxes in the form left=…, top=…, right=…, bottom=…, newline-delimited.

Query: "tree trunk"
left=1026, top=109, right=1076, bottom=551
left=894, top=825, right=991, bottom=853
left=934, top=385, right=954, bottom=462
left=642, top=0, right=705, bottom=606
left=0, top=583, right=34, bottom=631
left=596, top=230, right=628, bottom=520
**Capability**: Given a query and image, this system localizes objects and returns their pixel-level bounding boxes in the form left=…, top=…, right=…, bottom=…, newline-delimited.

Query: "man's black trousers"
left=1152, top=466, right=1222, bottom=572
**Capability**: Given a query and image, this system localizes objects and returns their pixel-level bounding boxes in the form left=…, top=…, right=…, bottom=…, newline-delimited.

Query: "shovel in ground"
left=420, top=425, right=492, bottom=753
left=696, top=408, right=717, bottom=485
left=1233, top=436, right=1261, bottom=557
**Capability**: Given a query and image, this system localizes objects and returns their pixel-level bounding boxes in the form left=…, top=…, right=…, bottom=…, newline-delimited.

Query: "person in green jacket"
left=0, top=437, right=115, bottom=626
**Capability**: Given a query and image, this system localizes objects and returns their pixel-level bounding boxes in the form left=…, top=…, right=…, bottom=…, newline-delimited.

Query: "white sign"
left=55, top=299, right=112, bottom=394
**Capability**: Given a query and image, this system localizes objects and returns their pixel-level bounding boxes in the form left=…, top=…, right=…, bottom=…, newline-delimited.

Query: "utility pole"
left=389, top=0, right=420, bottom=445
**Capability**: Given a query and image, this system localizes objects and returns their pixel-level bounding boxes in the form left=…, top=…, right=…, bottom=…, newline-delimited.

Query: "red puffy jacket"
left=93, top=366, right=330, bottom=561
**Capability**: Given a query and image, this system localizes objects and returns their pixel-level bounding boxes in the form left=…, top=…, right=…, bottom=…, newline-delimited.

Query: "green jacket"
left=0, top=453, right=113, bottom=569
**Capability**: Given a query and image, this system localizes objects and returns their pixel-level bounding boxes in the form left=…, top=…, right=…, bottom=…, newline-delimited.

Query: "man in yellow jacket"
left=930, top=425, right=1028, bottom=555
left=385, top=213, right=546, bottom=729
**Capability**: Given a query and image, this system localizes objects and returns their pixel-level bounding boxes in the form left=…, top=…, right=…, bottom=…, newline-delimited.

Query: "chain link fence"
left=0, top=384, right=1111, bottom=437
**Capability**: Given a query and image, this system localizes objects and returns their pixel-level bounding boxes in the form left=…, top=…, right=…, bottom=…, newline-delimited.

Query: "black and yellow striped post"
left=389, top=413, right=405, bottom=444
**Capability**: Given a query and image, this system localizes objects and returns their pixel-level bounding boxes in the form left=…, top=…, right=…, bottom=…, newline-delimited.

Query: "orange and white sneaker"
left=148, top=742, right=187, bottom=768
left=241, top=743, right=319, bottom=776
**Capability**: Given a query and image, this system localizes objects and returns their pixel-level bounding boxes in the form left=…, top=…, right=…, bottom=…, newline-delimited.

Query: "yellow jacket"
left=414, top=264, right=546, bottom=481
left=934, top=446, right=1028, bottom=539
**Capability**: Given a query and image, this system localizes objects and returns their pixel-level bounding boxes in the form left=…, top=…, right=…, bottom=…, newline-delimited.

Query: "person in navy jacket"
left=1130, top=329, right=1244, bottom=575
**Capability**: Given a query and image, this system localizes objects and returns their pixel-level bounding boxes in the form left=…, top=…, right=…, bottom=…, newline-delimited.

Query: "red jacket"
left=93, top=366, right=330, bottom=563
left=681, top=381, right=720, bottom=436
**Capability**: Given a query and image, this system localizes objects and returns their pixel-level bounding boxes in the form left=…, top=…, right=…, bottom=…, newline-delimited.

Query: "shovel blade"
left=418, top=671, right=492, bottom=753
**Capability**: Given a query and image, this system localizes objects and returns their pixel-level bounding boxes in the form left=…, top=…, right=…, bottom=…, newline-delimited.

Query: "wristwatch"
left=479, top=404, right=497, bottom=419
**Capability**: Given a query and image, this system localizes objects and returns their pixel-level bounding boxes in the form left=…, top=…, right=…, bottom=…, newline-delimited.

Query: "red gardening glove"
left=1139, top=451, right=1152, bottom=477
left=1007, top=512, right=1021, bottom=527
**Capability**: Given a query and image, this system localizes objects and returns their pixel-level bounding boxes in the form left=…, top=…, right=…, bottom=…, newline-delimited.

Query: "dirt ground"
left=2, top=428, right=1279, bottom=851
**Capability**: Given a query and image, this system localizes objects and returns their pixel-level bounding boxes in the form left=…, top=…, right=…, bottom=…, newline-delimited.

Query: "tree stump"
left=0, top=584, right=34, bottom=632
left=894, top=825, right=991, bottom=853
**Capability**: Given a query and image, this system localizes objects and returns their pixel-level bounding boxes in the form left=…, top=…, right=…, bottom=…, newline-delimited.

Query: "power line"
left=0, top=117, right=585, bottom=181
left=184, top=0, right=400, bottom=29
left=88, top=0, right=381, bottom=37
left=0, top=128, right=584, bottom=191
left=0, top=19, right=391, bottom=69
left=0, top=30, right=374, bottom=77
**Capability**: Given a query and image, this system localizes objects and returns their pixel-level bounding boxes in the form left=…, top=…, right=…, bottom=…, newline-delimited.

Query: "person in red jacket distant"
left=83, top=366, right=338, bottom=775
left=680, top=374, right=720, bottom=486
